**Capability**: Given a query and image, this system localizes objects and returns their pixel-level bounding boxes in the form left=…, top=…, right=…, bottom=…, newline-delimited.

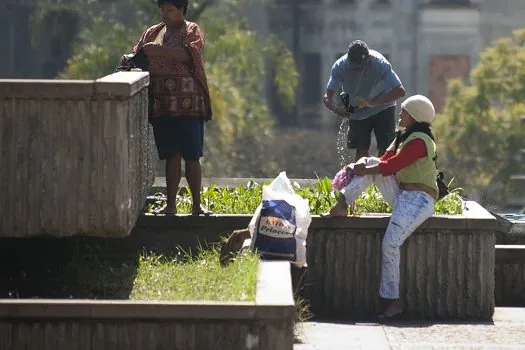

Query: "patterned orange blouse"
left=133, top=21, right=212, bottom=121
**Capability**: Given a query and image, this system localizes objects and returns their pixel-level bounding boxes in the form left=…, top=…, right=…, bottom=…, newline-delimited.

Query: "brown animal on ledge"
left=219, top=228, right=251, bottom=267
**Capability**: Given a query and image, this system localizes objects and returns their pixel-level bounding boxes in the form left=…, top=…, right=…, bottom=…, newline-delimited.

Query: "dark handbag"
left=116, top=48, right=149, bottom=72
left=436, top=170, right=450, bottom=201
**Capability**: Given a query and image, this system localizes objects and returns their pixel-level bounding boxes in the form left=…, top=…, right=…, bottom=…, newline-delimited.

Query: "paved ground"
left=294, top=308, right=525, bottom=350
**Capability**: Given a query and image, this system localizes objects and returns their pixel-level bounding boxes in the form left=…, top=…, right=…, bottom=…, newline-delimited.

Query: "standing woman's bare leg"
left=164, top=153, right=182, bottom=214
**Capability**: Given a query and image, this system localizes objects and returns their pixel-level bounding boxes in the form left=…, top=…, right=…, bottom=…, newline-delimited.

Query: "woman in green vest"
left=323, top=94, right=438, bottom=319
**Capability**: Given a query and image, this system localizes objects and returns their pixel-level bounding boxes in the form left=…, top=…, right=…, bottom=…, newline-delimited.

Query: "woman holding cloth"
left=132, top=0, right=212, bottom=215
left=323, top=94, right=439, bottom=319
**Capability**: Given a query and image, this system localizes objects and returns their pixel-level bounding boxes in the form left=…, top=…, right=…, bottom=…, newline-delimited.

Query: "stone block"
left=0, top=261, right=295, bottom=350
left=0, top=72, right=155, bottom=237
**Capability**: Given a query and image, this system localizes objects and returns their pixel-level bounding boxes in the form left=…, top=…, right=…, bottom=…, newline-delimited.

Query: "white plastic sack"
left=248, top=172, right=312, bottom=267
left=338, top=157, right=399, bottom=208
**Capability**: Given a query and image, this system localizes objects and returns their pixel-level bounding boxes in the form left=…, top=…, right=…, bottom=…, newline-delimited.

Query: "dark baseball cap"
left=347, top=40, right=370, bottom=69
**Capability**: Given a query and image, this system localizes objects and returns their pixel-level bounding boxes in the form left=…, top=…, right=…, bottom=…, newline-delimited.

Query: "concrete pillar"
left=390, top=0, right=419, bottom=94
left=0, top=72, right=155, bottom=237
left=320, top=0, right=337, bottom=125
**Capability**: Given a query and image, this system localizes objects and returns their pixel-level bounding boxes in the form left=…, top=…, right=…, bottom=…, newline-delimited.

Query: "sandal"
left=191, top=205, right=213, bottom=216
left=156, top=206, right=177, bottom=216
left=378, top=301, right=404, bottom=320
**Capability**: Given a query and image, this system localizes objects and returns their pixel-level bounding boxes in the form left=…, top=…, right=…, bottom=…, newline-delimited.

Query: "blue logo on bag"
left=258, top=200, right=296, bottom=237
left=255, top=200, right=297, bottom=260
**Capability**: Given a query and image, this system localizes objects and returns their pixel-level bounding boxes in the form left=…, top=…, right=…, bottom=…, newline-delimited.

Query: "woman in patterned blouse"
left=133, top=0, right=213, bottom=215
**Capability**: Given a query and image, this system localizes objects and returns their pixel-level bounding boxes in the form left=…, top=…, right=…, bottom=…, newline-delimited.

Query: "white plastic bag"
left=247, top=172, right=312, bottom=267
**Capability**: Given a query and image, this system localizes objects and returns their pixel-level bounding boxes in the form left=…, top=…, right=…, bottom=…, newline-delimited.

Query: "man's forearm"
left=373, top=85, right=406, bottom=105
left=324, top=98, right=347, bottom=116
left=324, top=98, right=340, bottom=112
left=323, top=90, right=344, bottom=113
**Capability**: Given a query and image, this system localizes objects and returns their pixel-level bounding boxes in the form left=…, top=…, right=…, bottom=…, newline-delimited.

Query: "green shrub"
left=145, top=177, right=464, bottom=215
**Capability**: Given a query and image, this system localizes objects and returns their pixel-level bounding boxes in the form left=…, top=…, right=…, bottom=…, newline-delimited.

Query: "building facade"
left=245, top=0, right=525, bottom=126
left=3, top=0, right=525, bottom=119
left=0, top=0, right=36, bottom=78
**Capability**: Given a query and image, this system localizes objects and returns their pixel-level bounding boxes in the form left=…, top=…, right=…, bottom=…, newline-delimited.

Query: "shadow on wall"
left=0, top=237, right=140, bottom=299
left=0, top=225, right=229, bottom=300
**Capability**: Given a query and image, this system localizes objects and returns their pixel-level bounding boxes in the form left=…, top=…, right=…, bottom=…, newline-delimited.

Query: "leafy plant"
left=145, top=177, right=464, bottom=215
left=59, top=0, right=299, bottom=178
left=435, top=28, right=525, bottom=205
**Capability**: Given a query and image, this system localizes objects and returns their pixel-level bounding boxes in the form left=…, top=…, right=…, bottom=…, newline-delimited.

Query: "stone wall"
left=307, top=218, right=494, bottom=320
left=0, top=72, right=155, bottom=238
left=0, top=199, right=508, bottom=319
left=495, top=242, right=525, bottom=307
left=0, top=261, right=295, bottom=350
left=132, top=201, right=496, bottom=320
left=495, top=263, right=525, bottom=306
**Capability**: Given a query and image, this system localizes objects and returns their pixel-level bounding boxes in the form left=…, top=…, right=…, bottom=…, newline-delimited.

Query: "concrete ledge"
left=257, top=261, right=295, bottom=307
left=95, top=71, right=150, bottom=97
left=0, top=261, right=295, bottom=350
left=491, top=211, right=525, bottom=244
left=0, top=300, right=255, bottom=320
left=0, top=72, right=149, bottom=99
left=495, top=245, right=525, bottom=263
left=0, top=73, right=155, bottom=238
left=139, top=201, right=493, bottom=231
left=134, top=201, right=496, bottom=320
left=0, top=80, right=95, bottom=99
left=139, top=213, right=470, bottom=230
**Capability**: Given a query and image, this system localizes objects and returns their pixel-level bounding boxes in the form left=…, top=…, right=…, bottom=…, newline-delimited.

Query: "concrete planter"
left=0, top=261, right=295, bottom=350
left=0, top=72, right=155, bottom=238
left=306, top=201, right=495, bottom=320
left=132, top=201, right=496, bottom=320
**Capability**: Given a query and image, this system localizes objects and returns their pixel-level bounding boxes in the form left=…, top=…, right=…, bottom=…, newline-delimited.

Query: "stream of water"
left=336, top=118, right=354, bottom=168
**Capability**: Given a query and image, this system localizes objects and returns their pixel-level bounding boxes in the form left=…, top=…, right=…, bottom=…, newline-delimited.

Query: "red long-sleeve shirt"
left=378, top=139, right=427, bottom=176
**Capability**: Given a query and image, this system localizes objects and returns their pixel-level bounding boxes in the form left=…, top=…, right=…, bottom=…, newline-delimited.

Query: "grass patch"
left=130, top=246, right=259, bottom=302
left=145, top=177, right=464, bottom=215
left=0, top=240, right=259, bottom=302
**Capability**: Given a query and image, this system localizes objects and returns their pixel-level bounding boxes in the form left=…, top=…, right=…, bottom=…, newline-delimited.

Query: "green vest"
left=388, top=132, right=438, bottom=194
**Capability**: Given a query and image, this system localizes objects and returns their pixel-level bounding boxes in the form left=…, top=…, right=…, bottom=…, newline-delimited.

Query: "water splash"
left=337, top=118, right=354, bottom=168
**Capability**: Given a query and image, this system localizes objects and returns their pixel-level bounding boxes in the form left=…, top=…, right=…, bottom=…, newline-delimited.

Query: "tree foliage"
left=57, top=0, right=298, bottom=176
left=434, top=29, right=525, bottom=204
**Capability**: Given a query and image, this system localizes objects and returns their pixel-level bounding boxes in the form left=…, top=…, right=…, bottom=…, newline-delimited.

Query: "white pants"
left=340, top=157, right=435, bottom=299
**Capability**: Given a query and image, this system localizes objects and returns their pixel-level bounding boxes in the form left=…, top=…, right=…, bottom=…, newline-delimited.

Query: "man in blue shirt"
left=323, top=40, right=406, bottom=161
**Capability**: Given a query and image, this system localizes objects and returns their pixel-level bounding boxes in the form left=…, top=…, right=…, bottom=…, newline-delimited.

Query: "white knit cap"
left=401, top=95, right=435, bottom=124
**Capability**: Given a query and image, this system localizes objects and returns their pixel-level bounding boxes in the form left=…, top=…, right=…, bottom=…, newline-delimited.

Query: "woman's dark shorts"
left=347, top=106, right=396, bottom=151
left=150, top=116, right=204, bottom=161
